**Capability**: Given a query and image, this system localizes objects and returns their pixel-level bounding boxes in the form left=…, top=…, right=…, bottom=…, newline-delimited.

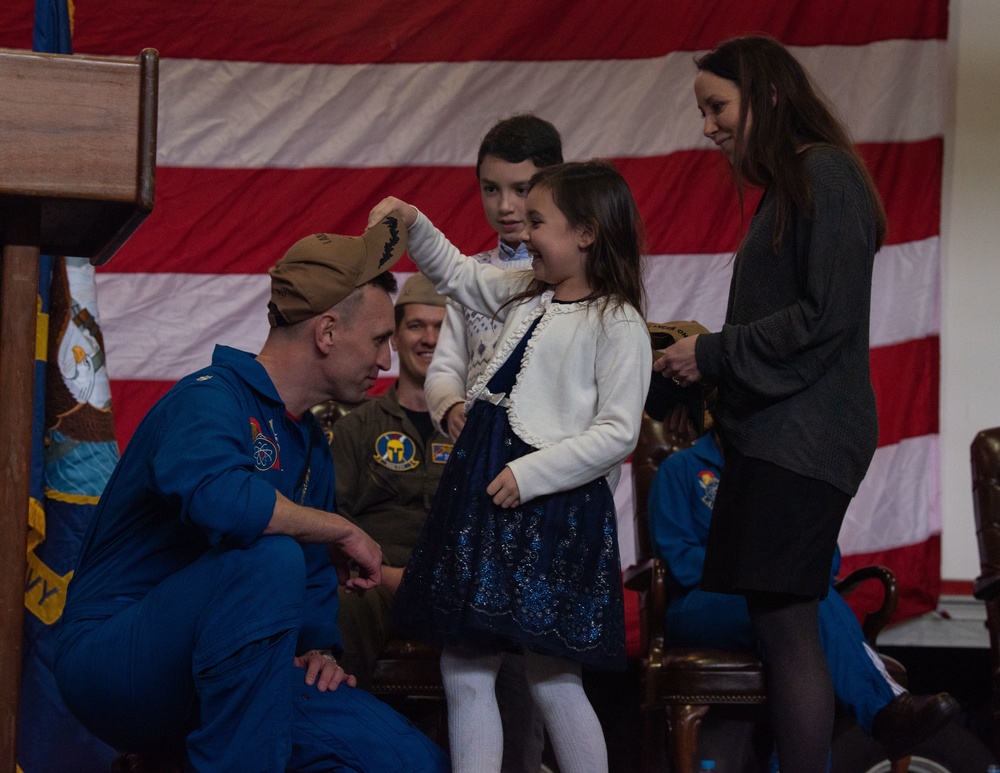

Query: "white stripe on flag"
left=839, top=434, right=941, bottom=555
left=95, top=235, right=939, bottom=382
left=156, top=39, right=946, bottom=170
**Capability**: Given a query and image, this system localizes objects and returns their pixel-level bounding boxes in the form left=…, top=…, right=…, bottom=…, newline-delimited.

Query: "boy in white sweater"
left=425, top=114, right=563, bottom=441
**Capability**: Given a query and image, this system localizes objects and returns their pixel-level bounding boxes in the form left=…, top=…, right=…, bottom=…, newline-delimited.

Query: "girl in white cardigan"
left=368, top=161, right=651, bottom=773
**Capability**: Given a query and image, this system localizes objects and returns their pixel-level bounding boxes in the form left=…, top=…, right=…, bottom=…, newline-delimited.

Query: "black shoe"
left=871, top=691, right=961, bottom=760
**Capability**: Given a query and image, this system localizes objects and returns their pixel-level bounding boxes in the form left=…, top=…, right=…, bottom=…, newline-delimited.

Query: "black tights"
left=746, top=591, right=831, bottom=773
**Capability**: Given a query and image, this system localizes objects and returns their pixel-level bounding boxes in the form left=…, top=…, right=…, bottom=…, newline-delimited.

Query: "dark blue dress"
left=395, top=318, right=625, bottom=669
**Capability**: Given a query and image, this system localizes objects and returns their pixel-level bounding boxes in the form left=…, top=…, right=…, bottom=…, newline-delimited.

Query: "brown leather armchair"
left=971, top=426, right=1000, bottom=759
left=624, top=413, right=907, bottom=773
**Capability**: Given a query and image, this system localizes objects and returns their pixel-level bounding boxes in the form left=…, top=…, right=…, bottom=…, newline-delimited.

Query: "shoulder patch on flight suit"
left=431, top=441, right=452, bottom=464
left=697, top=470, right=719, bottom=509
left=374, top=431, right=420, bottom=471
left=250, top=416, right=281, bottom=471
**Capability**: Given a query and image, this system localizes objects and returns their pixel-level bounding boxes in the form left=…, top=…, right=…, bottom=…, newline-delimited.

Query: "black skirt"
left=701, top=443, right=852, bottom=599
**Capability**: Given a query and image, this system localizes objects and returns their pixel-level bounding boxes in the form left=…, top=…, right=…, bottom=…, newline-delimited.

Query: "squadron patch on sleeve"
left=374, top=431, right=419, bottom=471
left=431, top=441, right=452, bottom=464
left=250, top=417, right=280, bottom=471
left=698, top=470, right=719, bottom=509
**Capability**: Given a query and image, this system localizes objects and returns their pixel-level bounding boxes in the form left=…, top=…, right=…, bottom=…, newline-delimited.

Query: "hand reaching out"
left=368, top=197, right=418, bottom=230
left=327, top=526, right=382, bottom=592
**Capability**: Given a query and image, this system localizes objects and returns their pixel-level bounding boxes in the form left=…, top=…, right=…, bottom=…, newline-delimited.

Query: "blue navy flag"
left=18, top=2, right=119, bottom=770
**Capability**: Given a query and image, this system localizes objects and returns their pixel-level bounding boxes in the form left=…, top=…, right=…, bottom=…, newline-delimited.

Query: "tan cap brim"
left=268, top=215, right=407, bottom=326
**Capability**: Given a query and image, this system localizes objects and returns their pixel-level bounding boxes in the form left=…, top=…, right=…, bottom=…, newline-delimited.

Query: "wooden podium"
left=0, top=47, right=157, bottom=771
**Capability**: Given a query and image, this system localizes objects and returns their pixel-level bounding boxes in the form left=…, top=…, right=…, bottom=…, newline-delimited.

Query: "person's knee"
left=523, top=652, right=583, bottom=711
left=289, top=681, right=449, bottom=772
left=244, top=534, right=305, bottom=577
left=196, top=536, right=306, bottom=654
left=441, top=649, right=502, bottom=706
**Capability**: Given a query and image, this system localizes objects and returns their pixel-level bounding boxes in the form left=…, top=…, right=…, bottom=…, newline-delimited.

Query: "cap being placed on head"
left=395, top=272, right=446, bottom=309
left=268, top=215, right=407, bottom=327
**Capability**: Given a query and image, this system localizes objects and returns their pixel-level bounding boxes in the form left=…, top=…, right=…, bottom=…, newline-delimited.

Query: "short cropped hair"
left=338, top=271, right=397, bottom=326
left=476, top=114, right=563, bottom=178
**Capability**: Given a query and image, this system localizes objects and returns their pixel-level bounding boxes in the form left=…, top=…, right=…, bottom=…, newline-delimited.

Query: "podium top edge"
left=0, top=48, right=159, bottom=65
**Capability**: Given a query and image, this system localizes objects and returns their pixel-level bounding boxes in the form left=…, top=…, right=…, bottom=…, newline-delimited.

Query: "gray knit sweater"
left=695, top=145, right=879, bottom=496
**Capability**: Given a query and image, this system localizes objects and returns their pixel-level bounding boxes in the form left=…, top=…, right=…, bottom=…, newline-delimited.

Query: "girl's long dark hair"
left=696, top=36, right=887, bottom=250
left=502, top=160, right=646, bottom=316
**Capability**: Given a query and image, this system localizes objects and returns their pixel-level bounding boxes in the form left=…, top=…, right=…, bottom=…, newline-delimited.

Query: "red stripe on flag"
left=110, top=376, right=395, bottom=450
left=109, top=379, right=175, bottom=453
left=871, top=336, right=940, bottom=447
left=97, top=166, right=491, bottom=275
left=859, top=139, right=943, bottom=249
left=110, top=335, right=937, bottom=454
left=72, top=0, right=947, bottom=64
left=939, top=579, right=974, bottom=595
left=98, top=141, right=941, bottom=276
left=0, top=3, right=33, bottom=49
left=623, top=140, right=943, bottom=255
left=839, top=535, right=941, bottom=623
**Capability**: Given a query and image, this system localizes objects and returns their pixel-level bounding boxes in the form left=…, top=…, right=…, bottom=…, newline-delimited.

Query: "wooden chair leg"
left=639, top=706, right=667, bottom=773
left=667, top=703, right=710, bottom=773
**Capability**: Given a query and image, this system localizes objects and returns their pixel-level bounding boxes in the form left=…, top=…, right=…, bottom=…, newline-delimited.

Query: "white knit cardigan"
left=408, top=210, right=651, bottom=503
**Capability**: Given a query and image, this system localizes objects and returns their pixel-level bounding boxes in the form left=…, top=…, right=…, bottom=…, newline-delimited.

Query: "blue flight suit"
left=54, top=345, right=449, bottom=772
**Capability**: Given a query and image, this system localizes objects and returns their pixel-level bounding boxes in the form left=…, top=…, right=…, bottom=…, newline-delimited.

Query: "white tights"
left=439, top=646, right=608, bottom=773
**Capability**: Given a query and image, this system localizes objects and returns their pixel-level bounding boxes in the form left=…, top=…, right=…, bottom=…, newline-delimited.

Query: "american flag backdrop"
left=2, top=0, right=945, bottom=675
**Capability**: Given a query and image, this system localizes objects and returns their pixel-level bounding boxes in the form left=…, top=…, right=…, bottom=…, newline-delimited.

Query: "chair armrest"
left=974, top=573, right=1000, bottom=601
left=833, top=564, right=898, bottom=647
left=623, top=558, right=667, bottom=664
left=624, top=557, right=657, bottom=591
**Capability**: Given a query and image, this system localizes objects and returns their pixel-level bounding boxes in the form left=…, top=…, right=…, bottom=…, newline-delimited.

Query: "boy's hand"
left=487, top=466, right=521, bottom=508
left=368, top=197, right=418, bottom=229
left=443, top=402, right=467, bottom=441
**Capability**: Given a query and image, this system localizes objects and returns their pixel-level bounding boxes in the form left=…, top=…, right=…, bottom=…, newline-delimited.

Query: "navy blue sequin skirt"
left=394, top=399, right=626, bottom=669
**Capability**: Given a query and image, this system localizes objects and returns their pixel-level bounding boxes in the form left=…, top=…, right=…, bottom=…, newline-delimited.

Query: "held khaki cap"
left=268, top=215, right=407, bottom=327
left=645, top=319, right=712, bottom=430
left=647, top=320, right=711, bottom=349
left=395, top=272, right=446, bottom=308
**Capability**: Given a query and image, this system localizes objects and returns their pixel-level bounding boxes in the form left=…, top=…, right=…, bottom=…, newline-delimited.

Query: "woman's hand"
left=368, top=197, right=418, bottom=229
left=487, top=466, right=521, bottom=509
left=294, top=649, right=356, bottom=691
left=653, top=335, right=703, bottom=387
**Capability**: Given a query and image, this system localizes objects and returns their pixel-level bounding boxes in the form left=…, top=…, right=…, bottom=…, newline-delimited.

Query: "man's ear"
left=314, top=312, right=338, bottom=352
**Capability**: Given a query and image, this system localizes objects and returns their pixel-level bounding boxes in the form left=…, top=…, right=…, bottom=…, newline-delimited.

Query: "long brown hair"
left=696, top=36, right=887, bottom=251
left=502, top=160, right=646, bottom=316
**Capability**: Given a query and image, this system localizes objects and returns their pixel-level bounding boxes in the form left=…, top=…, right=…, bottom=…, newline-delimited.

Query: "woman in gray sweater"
left=656, top=36, right=887, bottom=773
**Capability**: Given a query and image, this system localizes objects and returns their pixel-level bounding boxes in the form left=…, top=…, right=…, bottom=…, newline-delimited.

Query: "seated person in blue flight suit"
left=648, top=408, right=959, bottom=762
left=53, top=218, right=449, bottom=773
